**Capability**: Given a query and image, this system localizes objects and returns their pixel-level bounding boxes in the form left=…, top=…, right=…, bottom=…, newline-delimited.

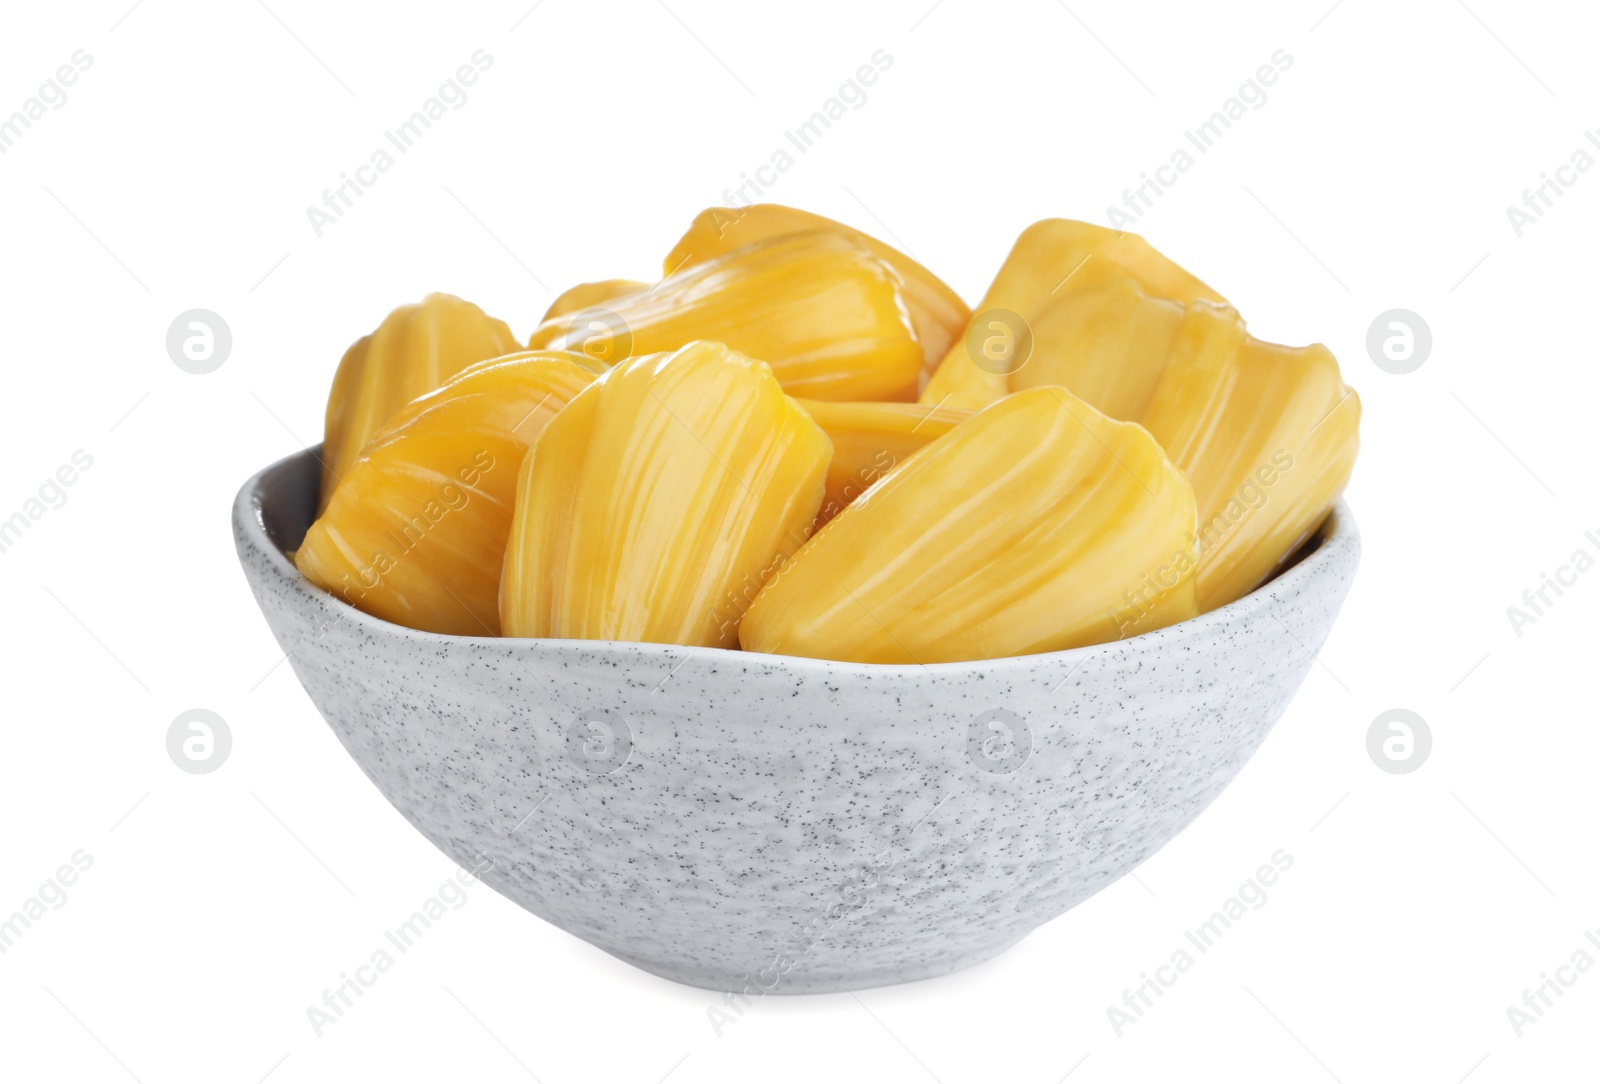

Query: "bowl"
left=234, top=445, right=1359, bottom=994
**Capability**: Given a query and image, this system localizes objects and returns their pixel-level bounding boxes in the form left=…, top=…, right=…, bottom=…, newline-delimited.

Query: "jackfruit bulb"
left=297, top=351, right=602, bottom=636
left=499, top=341, right=832, bottom=647
left=320, top=292, right=520, bottom=513
left=739, top=386, right=1200, bottom=664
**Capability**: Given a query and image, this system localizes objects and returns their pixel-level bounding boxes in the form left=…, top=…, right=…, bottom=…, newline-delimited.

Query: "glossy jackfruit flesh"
left=1139, top=302, right=1360, bottom=609
left=528, top=231, right=924, bottom=401
left=922, top=218, right=1358, bottom=610
left=500, top=341, right=831, bottom=647
left=320, top=293, right=520, bottom=513
left=663, top=204, right=970, bottom=383
left=981, top=218, right=1224, bottom=313
left=921, top=219, right=1223, bottom=410
left=992, top=279, right=1359, bottom=610
left=794, top=398, right=972, bottom=523
left=739, top=386, right=1200, bottom=663
left=296, top=352, right=602, bottom=636
left=1008, top=275, right=1185, bottom=420
left=542, top=279, right=649, bottom=322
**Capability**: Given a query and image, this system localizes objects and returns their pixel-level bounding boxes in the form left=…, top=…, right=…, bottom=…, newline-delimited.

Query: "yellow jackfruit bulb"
left=527, top=232, right=924, bottom=402
left=794, top=398, right=972, bottom=523
left=663, top=204, right=971, bottom=382
left=320, top=293, right=520, bottom=513
left=921, top=219, right=1223, bottom=410
left=542, top=279, right=649, bottom=322
left=1009, top=274, right=1186, bottom=419
left=980, top=219, right=1224, bottom=317
left=740, top=386, right=1200, bottom=664
left=1141, top=303, right=1361, bottom=610
left=296, top=352, right=602, bottom=636
left=500, top=341, right=832, bottom=647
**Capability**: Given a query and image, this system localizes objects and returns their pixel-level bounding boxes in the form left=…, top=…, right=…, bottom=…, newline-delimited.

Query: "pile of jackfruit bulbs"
left=295, top=205, right=1359, bottom=664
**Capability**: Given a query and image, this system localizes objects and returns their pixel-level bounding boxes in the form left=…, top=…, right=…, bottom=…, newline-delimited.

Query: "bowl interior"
left=255, top=443, right=322, bottom=555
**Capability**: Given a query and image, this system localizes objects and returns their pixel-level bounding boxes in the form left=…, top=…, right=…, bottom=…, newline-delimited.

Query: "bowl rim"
left=236, top=444, right=1359, bottom=678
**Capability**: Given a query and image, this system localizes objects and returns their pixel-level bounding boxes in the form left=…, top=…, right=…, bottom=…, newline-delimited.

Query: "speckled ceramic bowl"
left=235, top=446, right=1359, bottom=994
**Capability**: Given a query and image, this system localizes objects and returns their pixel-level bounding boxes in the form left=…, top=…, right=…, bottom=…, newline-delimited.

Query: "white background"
left=1, top=0, right=1596, bottom=1080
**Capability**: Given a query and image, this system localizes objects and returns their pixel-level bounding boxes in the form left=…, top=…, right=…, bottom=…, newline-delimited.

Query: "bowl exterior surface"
left=235, top=447, right=1359, bottom=994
